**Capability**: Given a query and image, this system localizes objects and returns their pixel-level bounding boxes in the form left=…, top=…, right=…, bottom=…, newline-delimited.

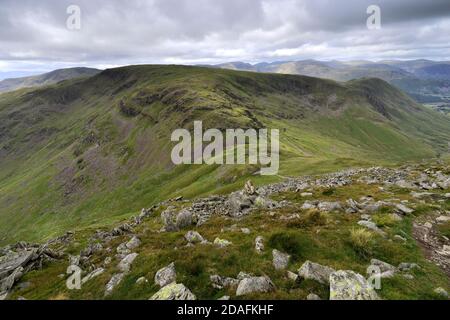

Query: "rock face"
left=272, top=249, right=290, bottom=270
left=0, top=243, right=62, bottom=298
left=236, top=276, right=275, bottom=296
left=150, top=282, right=196, bottom=300
left=329, top=270, right=379, bottom=300
left=298, top=261, right=335, bottom=285
left=154, top=262, right=177, bottom=287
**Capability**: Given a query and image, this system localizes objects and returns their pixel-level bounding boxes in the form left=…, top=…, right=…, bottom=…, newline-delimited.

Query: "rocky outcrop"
left=0, top=243, right=62, bottom=299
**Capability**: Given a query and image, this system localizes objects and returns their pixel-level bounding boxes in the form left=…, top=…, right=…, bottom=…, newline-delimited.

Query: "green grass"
left=8, top=182, right=449, bottom=300
left=0, top=65, right=450, bottom=246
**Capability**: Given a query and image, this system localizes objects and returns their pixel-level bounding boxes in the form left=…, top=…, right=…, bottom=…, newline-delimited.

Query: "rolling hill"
left=211, top=60, right=450, bottom=104
left=0, top=65, right=449, bottom=246
left=0, top=67, right=101, bottom=93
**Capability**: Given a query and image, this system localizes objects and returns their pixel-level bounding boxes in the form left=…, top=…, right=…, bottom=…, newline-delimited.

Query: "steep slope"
left=0, top=67, right=101, bottom=93
left=0, top=65, right=449, bottom=245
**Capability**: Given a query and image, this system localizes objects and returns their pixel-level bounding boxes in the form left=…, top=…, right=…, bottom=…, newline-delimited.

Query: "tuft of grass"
left=348, top=228, right=374, bottom=259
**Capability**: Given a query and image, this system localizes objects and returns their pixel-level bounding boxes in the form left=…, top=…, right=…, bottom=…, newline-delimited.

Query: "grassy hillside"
left=0, top=65, right=449, bottom=245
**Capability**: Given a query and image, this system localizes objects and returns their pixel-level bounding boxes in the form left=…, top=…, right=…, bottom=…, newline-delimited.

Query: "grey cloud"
left=0, top=0, right=449, bottom=76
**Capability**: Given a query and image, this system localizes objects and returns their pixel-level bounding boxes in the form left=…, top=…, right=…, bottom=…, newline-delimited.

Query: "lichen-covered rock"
left=184, top=231, right=206, bottom=244
left=236, top=276, right=275, bottom=296
left=298, top=260, right=335, bottom=284
left=150, top=282, right=196, bottom=300
left=272, top=249, right=290, bottom=270
left=214, top=238, right=232, bottom=248
left=154, top=262, right=176, bottom=287
left=329, top=270, right=379, bottom=300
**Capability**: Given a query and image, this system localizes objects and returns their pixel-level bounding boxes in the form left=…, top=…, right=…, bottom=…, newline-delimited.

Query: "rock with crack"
left=272, top=249, right=290, bottom=270
left=236, top=276, right=275, bottom=296
left=117, top=253, right=138, bottom=273
left=150, top=282, right=196, bottom=300
left=155, top=262, right=176, bottom=287
left=214, top=238, right=232, bottom=248
left=105, top=273, right=125, bottom=296
left=329, top=270, right=379, bottom=300
left=255, top=236, right=264, bottom=253
left=298, top=260, right=336, bottom=285
left=210, top=275, right=239, bottom=289
left=184, top=231, right=206, bottom=244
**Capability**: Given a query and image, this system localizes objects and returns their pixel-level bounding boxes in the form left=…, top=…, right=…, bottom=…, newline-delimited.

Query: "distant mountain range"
left=205, top=59, right=450, bottom=104
left=0, top=67, right=101, bottom=93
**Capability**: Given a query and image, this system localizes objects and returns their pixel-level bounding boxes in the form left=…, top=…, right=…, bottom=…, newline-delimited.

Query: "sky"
left=1, top=0, right=450, bottom=79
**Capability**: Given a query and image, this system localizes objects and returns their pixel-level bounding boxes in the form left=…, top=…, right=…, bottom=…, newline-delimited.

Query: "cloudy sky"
left=1, top=0, right=450, bottom=79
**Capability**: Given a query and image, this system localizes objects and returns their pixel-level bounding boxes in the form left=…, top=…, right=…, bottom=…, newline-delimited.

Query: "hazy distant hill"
left=210, top=60, right=450, bottom=104
left=0, top=67, right=101, bottom=93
